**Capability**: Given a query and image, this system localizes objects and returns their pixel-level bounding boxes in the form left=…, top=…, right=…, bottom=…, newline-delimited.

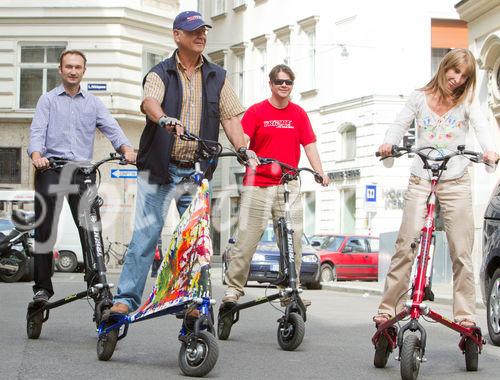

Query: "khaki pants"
left=225, top=181, right=303, bottom=296
left=378, top=171, right=475, bottom=322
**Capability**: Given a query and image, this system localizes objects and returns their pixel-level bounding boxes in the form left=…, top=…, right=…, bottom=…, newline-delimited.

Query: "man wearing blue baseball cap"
left=111, top=10, right=257, bottom=314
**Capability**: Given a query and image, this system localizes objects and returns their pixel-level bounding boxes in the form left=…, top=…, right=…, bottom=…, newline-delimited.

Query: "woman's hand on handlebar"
left=377, top=143, right=394, bottom=158
left=483, top=150, right=499, bottom=165
left=31, top=152, right=50, bottom=170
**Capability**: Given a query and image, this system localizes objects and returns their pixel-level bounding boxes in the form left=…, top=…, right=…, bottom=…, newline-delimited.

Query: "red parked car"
left=309, top=234, right=379, bottom=282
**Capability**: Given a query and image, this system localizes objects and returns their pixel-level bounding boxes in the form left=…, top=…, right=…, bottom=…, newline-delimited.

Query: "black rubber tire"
left=217, top=310, right=233, bottom=341
left=464, top=337, right=479, bottom=371
left=277, top=312, right=305, bottom=351
left=320, top=263, right=336, bottom=283
left=400, top=334, right=421, bottom=380
left=374, top=333, right=391, bottom=368
left=57, top=250, right=78, bottom=273
left=0, top=252, right=27, bottom=283
left=179, top=330, right=219, bottom=377
left=26, top=310, right=43, bottom=339
left=486, top=268, right=500, bottom=346
left=97, top=328, right=119, bottom=361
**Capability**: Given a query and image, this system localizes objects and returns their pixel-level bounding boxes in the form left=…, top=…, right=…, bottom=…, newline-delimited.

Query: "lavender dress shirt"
left=28, top=84, right=131, bottom=161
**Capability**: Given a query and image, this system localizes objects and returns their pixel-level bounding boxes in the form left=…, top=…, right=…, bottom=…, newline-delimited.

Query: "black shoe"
left=33, top=289, right=50, bottom=303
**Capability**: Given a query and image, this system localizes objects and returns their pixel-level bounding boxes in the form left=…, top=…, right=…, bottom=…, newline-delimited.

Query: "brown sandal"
left=458, top=319, right=476, bottom=328
left=373, top=313, right=391, bottom=325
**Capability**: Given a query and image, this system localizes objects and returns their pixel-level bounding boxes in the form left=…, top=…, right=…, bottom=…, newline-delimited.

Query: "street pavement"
left=1, top=265, right=499, bottom=380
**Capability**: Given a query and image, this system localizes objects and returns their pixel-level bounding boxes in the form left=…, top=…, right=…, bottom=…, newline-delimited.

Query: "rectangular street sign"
left=365, top=184, right=377, bottom=212
left=87, top=83, right=107, bottom=91
left=365, top=184, right=377, bottom=202
left=111, top=168, right=137, bottom=179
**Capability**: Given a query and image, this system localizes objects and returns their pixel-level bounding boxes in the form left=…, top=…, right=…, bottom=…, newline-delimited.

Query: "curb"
left=321, top=283, right=485, bottom=309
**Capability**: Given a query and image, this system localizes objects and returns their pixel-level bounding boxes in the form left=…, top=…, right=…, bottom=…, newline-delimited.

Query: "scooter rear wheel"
left=26, top=309, right=43, bottom=339
left=400, top=334, right=421, bottom=380
left=464, top=337, right=479, bottom=371
left=97, top=328, right=118, bottom=361
left=277, top=312, right=305, bottom=351
left=374, top=333, right=391, bottom=368
left=179, top=330, right=219, bottom=377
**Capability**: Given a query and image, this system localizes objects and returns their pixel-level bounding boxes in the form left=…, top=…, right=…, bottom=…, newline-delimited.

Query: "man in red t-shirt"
left=222, top=64, right=329, bottom=305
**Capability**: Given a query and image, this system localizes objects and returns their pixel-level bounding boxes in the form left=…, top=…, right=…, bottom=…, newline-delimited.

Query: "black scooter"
left=0, top=210, right=34, bottom=282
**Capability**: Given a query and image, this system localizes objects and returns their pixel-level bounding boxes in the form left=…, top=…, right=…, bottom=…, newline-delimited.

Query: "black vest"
left=136, top=51, right=226, bottom=184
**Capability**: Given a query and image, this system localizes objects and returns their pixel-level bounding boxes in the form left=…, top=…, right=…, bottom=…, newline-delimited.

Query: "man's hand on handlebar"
left=120, top=145, right=137, bottom=164
left=158, top=115, right=184, bottom=136
left=317, top=173, right=329, bottom=187
left=31, top=152, right=50, bottom=170
left=237, top=147, right=260, bottom=169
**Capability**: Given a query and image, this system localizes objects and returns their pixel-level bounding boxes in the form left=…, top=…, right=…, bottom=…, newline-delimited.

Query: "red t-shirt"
left=242, top=99, right=316, bottom=186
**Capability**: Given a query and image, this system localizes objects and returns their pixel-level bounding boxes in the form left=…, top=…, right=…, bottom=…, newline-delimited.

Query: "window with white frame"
left=236, top=54, right=245, bottom=102
left=19, top=44, right=66, bottom=109
left=305, top=30, right=316, bottom=89
left=298, top=16, right=318, bottom=91
left=233, top=0, right=247, bottom=7
left=256, top=46, right=267, bottom=95
left=143, top=51, right=165, bottom=79
left=340, top=124, right=356, bottom=161
left=208, top=49, right=227, bottom=69
left=213, top=0, right=226, bottom=16
left=274, top=25, right=293, bottom=66
left=283, top=38, right=291, bottom=65
left=0, top=147, right=21, bottom=184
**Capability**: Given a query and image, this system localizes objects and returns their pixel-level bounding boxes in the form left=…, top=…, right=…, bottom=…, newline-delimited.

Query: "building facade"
left=202, top=0, right=498, bottom=267
left=0, top=0, right=178, bottom=255
left=456, top=0, right=500, bottom=275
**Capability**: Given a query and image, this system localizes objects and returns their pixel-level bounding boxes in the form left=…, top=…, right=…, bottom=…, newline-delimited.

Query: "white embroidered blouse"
left=383, top=90, right=496, bottom=180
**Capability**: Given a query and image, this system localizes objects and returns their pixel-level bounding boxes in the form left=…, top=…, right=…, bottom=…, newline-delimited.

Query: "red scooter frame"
left=371, top=145, right=494, bottom=379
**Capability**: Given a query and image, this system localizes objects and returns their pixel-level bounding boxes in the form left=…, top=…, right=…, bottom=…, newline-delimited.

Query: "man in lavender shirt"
left=28, top=50, right=136, bottom=302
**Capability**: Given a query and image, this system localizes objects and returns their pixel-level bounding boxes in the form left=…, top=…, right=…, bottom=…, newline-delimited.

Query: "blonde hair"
left=420, top=48, right=476, bottom=105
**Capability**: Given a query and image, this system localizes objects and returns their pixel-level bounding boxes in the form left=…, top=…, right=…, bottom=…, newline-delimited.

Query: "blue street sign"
left=111, top=168, right=137, bottom=179
left=87, top=83, right=107, bottom=91
left=365, top=184, right=377, bottom=202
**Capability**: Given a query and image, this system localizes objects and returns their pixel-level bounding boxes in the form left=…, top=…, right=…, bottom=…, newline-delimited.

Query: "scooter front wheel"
left=400, top=334, right=421, bottom=380
left=277, top=312, right=305, bottom=351
left=464, top=337, right=479, bottom=371
left=179, top=330, right=219, bottom=377
left=97, top=328, right=118, bottom=361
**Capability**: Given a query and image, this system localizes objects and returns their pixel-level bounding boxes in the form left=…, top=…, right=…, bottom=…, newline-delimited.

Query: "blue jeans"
left=113, top=164, right=195, bottom=311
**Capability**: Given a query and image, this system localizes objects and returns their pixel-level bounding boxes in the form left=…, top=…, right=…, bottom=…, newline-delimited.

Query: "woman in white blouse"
left=374, top=48, right=499, bottom=328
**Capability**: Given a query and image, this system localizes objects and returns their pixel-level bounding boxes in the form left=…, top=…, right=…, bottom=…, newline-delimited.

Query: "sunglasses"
left=273, top=79, right=294, bottom=86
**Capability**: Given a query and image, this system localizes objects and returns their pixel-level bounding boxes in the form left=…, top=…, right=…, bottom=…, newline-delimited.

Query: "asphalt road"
left=1, top=268, right=500, bottom=380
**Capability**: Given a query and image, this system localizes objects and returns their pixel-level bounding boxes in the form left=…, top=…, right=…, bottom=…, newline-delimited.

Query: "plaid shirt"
left=143, top=53, right=244, bottom=160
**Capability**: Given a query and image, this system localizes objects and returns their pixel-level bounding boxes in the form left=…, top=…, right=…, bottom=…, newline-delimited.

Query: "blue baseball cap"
left=173, top=11, right=212, bottom=31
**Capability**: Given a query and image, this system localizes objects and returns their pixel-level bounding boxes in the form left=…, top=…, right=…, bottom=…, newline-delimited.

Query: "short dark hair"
left=59, top=50, right=87, bottom=67
left=268, top=64, right=295, bottom=82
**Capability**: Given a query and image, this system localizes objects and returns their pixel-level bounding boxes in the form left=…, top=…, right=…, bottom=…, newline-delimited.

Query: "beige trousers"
left=378, top=171, right=476, bottom=322
left=225, top=181, right=303, bottom=296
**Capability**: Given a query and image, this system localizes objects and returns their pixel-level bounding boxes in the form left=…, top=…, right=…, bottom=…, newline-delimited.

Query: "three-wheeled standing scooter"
left=217, top=158, right=323, bottom=351
left=26, top=154, right=128, bottom=342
